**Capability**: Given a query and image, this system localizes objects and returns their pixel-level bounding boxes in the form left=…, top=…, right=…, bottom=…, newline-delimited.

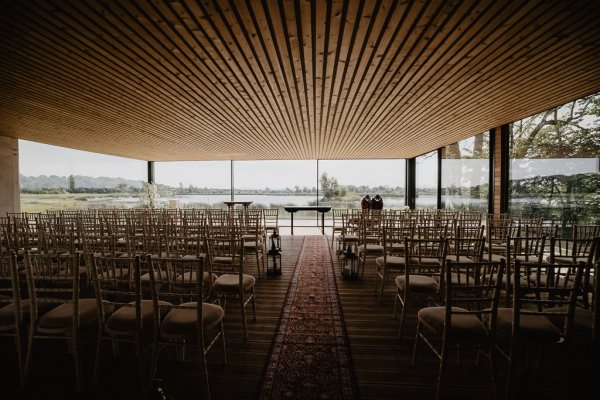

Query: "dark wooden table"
left=223, top=201, right=253, bottom=212
left=283, top=206, right=332, bottom=235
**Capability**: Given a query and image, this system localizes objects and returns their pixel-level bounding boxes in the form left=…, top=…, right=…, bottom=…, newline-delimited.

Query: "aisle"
left=259, top=235, right=357, bottom=399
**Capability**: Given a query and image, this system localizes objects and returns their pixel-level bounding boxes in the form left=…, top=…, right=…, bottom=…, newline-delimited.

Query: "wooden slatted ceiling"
left=0, top=0, right=599, bottom=161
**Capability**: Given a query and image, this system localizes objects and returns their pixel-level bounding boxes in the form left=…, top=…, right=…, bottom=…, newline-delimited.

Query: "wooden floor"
left=1, top=232, right=593, bottom=399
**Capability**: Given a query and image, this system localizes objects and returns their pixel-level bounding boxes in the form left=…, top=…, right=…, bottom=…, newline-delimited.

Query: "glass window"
left=318, top=159, right=405, bottom=211
left=415, top=151, right=438, bottom=210
left=154, top=161, right=231, bottom=208
left=233, top=160, right=317, bottom=225
left=19, top=140, right=147, bottom=212
left=509, top=93, right=600, bottom=224
left=441, top=132, right=489, bottom=211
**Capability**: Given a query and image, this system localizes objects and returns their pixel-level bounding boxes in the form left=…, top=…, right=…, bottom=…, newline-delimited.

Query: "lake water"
left=105, top=193, right=488, bottom=212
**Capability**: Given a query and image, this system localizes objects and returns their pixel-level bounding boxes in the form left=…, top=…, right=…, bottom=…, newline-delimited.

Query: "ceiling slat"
left=0, top=0, right=598, bottom=161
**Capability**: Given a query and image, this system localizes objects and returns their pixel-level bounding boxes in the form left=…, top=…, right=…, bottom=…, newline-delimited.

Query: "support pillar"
left=0, top=135, right=20, bottom=216
left=492, top=125, right=510, bottom=215
left=406, top=158, right=416, bottom=209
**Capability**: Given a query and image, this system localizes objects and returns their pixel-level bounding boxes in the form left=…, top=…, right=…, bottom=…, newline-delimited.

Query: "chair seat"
left=544, top=306, right=593, bottom=339
left=418, top=306, right=488, bottom=340
left=105, top=299, right=171, bottom=336
left=176, top=271, right=217, bottom=285
left=214, top=273, right=255, bottom=290
left=484, top=253, right=505, bottom=262
left=340, top=234, right=359, bottom=242
left=181, top=253, right=207, bottom=260
left=495, top=307, right=562, bottom=344
left=141, top=269, right=170, bottom=282
left=243, top=241, right=263, bottom=250
left=445, top=255, right=476, bottom=263
left=37, top=298, right=98, bottom=332
left=409, top=257, right=442, bottom=266
left=160, top=302, right=224, bottom=339
left=357, top=244, right=384, bottom=255
left=514, top=255, right=542, bottom=263
left=546, top=256, right=590, bottom=264
left=375, top=255, right=406, bottom=267
left=395, top=275, right=439, bottom=293
left=0, top=299, right=32, bottom=327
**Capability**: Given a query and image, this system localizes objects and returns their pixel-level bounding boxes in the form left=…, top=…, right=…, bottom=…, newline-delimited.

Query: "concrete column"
left=0, top=135, right=20, bottom=216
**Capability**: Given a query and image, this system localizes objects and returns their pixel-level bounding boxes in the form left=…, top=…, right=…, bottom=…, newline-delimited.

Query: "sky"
left=19, top=140, right=410, bottom=189
left=20, top=139, right=599, bottom=190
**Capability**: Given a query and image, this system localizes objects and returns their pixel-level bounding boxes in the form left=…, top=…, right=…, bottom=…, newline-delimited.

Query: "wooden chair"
left=239, top=210, right=265, bottom=278
left=0, top=251, right=25, bottom=389
left=262, top=208, right=279, bottom=238
left=357, top=213, right=384, bottom=278
left=375, top=224, right=414, bottom=302
left=23, top=252, right=97, bottom=393
left=90, top=255, right=150, bottom=396
left=205, top=236, right=256, bottom=339
left=394, top=236, right=446, bottom=338
left=146, top=256, right=225, bottom=400
left=331, top=208, right=347, bottom=250
left=412, top=259, right=506, bottom=400
left=485, top=215, right=517, bottom=262
left=445, top=225, right=485, bottom=263
left=495, top=260, right=585, bottom=399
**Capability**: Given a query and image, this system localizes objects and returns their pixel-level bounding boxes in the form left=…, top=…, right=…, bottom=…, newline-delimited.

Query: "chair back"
left=513, top=260, right=585, bottom=344
left=506, top=235, right=546, bottom=264
left=442, top=259, right=506, bottom=339
left=205, top=236, right=245, bottom=276
left=262, top=209, right=279, bottom=234
left=23, top=252, right=82, bottom=326
left=91, top=255, right=142, bottom=332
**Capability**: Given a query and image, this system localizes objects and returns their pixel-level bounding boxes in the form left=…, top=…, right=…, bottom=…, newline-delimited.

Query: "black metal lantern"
left=266, top=228, right=282, bottom=276
left=341, top=244, right=358, bottom=281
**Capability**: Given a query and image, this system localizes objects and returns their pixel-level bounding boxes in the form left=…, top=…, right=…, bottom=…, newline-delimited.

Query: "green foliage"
left=320, top=172, right=347, bottom=199
left=510, top=94, right=600, bottom=159
left=511, top=172, right=600, bottom=224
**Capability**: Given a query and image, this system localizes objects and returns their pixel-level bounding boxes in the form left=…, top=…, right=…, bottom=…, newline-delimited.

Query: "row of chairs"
left=364, top=227, right=599, bottom=398
left=411, top=257, right=600, bottom=399
left=0, top=233, right=256, bottom=399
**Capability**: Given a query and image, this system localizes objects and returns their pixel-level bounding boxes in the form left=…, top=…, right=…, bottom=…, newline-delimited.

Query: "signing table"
left=283, top=206, right=332, bottom=235
left=223, top=201, right=253, bottom=212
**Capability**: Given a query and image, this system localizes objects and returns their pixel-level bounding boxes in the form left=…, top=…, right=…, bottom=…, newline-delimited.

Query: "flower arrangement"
left=139, top=182, right=158, bottom=209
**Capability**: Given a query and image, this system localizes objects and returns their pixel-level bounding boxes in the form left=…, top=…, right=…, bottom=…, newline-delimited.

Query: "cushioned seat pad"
left=418, top=306, right=488, bottom=340
left=395, top=275, right=439, bottom=293
left=160, top=302, right=224, bottom=339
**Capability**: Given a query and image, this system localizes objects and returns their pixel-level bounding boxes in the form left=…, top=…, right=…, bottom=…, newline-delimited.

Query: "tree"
left=320, top=172, right=346, bottom=199
left=510, top=94, right=600, bottom=159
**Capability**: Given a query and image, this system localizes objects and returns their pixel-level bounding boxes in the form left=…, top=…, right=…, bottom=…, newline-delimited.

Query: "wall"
left=0, top=135, right=20, bottom=215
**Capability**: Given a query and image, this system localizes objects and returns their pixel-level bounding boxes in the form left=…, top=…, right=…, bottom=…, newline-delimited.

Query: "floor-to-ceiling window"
left=154, top=161, right=231, bottom=208
left=441, top=132, right=489, bottom=211
left=19, top=140, right=146, bottom=212
left=233, top=160, right=317, bottom=225
left=20, top=140, right=411, bottom=217
left=509, top=92, right=600, bottom=224
left=415, top=151, right=438, bottom=209
left=318, top=159, right=406, bottom=210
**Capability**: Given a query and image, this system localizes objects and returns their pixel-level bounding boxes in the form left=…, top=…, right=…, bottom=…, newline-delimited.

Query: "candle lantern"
left=341, top=244, right=359, bottom=281
left=266, top=228, right=282, bottom=276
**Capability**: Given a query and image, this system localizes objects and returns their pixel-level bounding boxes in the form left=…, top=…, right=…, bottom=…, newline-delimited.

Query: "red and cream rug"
left=260, top=235, right=357, bottom=399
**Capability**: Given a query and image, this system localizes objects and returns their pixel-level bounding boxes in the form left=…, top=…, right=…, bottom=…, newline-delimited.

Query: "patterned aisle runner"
left=260, top=236, right=357, bottom=399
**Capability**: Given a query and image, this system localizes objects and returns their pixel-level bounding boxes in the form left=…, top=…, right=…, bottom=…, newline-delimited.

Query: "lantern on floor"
left=267, top=228, right=282, bottom=276
left=341, top=244, right=358, bottom=281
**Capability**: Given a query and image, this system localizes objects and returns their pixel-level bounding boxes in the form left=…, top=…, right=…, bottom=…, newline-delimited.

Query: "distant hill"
left=20, top=174, right=144, bottom=190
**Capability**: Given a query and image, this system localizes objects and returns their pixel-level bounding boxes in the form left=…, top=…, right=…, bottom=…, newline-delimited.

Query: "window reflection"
left=415, top=151, right=438, bottom=210
left=441, top=132, right=489, bottom=211
left=509, top=93, right=600, bottom=224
